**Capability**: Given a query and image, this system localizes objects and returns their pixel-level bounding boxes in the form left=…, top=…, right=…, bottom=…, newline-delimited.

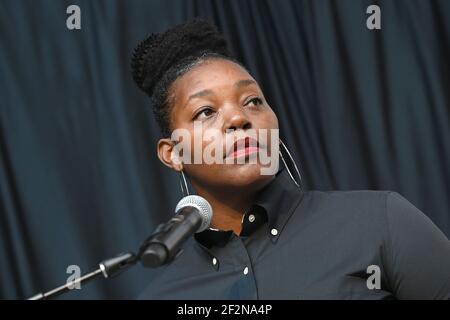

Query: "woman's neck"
left=192, top=185, right=257, bottom=235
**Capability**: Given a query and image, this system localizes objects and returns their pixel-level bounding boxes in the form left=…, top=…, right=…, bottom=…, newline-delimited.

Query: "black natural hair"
left=130, top=18, right=245, bottom=137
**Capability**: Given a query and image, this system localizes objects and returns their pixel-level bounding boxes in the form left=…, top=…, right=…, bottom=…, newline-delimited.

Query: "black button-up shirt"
left=139, top=168, right=450, bottom=299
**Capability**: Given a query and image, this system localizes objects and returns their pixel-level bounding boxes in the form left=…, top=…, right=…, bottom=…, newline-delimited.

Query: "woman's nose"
left=222, top=105, right=251, bottom=132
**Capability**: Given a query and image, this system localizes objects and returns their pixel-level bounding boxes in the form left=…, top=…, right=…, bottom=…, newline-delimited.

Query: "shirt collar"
left=194, top=167, right=304, bottom=253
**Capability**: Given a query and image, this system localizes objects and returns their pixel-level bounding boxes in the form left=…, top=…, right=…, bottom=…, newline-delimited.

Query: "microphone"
left=139, top=195, right=213, bottom=268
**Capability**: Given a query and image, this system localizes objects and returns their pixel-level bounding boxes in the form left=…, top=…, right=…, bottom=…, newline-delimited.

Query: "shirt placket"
left=220, top=234, right=259, bottom=300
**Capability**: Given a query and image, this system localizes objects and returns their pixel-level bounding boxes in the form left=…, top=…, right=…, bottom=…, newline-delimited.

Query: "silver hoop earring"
left=179, top=170, right=190, bottom=197
left=279, top=139, right=303, bottom=189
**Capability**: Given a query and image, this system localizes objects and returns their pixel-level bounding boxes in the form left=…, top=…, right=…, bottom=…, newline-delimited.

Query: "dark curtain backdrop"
left=0, top=0, right=449, bottom=299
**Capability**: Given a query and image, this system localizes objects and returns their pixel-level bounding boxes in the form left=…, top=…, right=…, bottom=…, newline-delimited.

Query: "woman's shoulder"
left=301, top=189, right=395, bottom=214
left=293, top=189, right=412, bottom=233
left=305, top=188, right=394, bottom=199
left=302, top=189, right=425, bottom=222
left=297, top=189, right=444, bottom=242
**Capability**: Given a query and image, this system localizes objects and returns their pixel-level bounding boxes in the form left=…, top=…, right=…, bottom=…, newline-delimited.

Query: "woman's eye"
left=193, top=107, right=214, bottom=120
left=245, top=97, right=263, bottom=107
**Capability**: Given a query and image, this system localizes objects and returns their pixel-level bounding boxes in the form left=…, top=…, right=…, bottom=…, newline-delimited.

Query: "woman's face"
left=158, top=58, right=279, bottom=194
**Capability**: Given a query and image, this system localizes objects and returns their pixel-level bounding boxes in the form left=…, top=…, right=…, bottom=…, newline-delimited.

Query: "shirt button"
left=271, top=228, right=278, bottom=236
left=248, top=214, right=256, bottom=223
left=212, top=258, right=217, bottom=266
left=243, top=267, right=249, bottom=275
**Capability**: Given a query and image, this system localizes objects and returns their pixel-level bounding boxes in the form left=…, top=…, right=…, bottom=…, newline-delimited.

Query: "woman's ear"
left=157, top=138, right=183, bottom=172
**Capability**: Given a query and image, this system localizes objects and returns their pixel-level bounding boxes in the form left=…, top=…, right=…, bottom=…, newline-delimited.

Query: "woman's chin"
left=185, top=163, right=275, bottom=192
left=221, top=163, right=272, bottom=187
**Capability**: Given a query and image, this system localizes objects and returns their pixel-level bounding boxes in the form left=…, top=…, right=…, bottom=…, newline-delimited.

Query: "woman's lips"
left=225, top=137, right=260, bottom=159
left=229, top=146, right=259, bottom=159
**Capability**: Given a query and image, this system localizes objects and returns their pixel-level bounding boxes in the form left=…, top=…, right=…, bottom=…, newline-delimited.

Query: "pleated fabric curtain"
left=0, top=0, right=448, bottom=299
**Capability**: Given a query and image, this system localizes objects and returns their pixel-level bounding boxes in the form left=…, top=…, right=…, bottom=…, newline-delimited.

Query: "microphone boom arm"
left=28, top=252, right=137, bottom=300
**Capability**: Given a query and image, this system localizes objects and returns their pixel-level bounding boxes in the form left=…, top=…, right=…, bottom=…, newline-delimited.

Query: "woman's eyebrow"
left=234, top=79, right=257, bottom=88
left=186, top=89, right=215, bottom=103
left=185, top=79, right=257, bottom=105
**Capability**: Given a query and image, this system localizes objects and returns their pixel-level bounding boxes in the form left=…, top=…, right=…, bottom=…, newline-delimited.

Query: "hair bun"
left=131, top=18, right=231, bottom=97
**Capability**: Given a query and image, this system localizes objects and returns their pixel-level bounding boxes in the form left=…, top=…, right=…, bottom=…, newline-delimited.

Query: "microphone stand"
left=28, top=215, right=193, bottom=299
left=28, top=252, right=137, bottom=300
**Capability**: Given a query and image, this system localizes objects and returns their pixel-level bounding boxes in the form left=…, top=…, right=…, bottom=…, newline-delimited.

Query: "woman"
left=131, top=19, right=450, bottom=299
